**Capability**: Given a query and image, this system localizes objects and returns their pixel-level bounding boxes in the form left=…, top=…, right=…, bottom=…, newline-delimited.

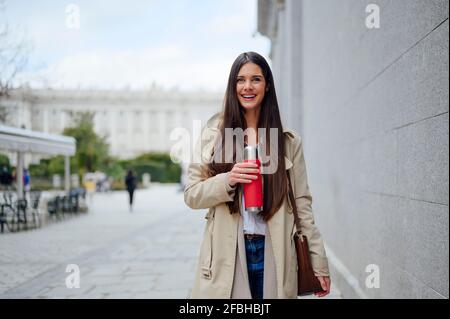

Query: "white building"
left=2, top=88, right=223, bottom=159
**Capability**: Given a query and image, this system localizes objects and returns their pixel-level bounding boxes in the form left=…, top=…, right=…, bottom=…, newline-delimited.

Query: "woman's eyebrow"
left=237, top=74, right=264, bottom=78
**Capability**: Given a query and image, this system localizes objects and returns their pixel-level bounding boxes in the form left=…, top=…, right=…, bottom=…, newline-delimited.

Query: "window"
left=117, top=111, right=126, bottom=133
left=149, top=111, right=158, bottom=133
left=133, top=111, right=142, bottom=133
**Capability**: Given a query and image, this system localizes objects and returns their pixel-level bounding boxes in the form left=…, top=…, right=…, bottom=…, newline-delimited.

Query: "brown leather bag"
left=287, top=173, right=324, bottom=296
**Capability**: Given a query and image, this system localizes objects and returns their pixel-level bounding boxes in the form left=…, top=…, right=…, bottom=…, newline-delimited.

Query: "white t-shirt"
left=241, top=193, right=266, bottom=235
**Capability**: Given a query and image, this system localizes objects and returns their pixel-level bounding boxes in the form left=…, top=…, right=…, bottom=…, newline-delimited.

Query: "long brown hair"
left=207, top=52, right=288, bottom=221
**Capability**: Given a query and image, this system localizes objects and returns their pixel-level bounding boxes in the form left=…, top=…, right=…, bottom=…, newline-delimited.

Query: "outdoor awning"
left=0, top=124, right=76, bottom=156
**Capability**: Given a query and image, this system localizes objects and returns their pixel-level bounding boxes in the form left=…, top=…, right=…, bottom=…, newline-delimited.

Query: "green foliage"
left=63, top=112, right=109, bottom=176
left=29, top=155, right=76, bottom=178
left=124, top=152, right=181, bottom=183
left=24, top=114, right=181, bottom=185
left=0, top=154, right=10, bottom=168
left=102, top=156, right=125, bottom=181
left=47, top=156, right=65, bottom=175
left=29, top=159, right=49, bottom=177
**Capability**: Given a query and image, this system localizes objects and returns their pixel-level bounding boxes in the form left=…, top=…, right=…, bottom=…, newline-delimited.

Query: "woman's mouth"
left=241, top=94, right=256, bottom=101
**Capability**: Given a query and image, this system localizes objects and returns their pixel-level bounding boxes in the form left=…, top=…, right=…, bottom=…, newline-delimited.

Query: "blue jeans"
left=244, top=237, right=265, bottom=299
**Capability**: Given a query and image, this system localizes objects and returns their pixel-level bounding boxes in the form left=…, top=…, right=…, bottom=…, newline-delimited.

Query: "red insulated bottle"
left=243, top=145, right=263, bottom=213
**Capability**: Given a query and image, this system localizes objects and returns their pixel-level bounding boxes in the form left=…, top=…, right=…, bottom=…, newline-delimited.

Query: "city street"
left=0, top=184, right=341, bottom=299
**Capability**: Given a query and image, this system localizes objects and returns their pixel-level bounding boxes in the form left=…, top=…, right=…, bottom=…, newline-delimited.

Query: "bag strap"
left=287, top=171, right=304, bottom=240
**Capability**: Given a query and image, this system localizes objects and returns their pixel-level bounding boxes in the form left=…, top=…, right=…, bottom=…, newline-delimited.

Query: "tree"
left=0, top=0, right=31, bottom=123
left=63, top=112, right=110, bottom=176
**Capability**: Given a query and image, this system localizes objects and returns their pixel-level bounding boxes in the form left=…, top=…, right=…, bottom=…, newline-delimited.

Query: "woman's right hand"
left=227, top=162, right=260, bottom=187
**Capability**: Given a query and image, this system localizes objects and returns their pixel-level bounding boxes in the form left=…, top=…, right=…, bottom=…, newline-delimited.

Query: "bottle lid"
left=244, top=145, right=258, bottom=160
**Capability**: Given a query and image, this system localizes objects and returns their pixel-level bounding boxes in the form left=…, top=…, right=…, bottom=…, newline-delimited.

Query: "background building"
left=258, top=0, right=449, bottom=298
left=2, top=88, right=222, bottom=159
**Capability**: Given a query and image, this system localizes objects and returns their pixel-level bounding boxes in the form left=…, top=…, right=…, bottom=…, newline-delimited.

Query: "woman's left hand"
left=314, top=276, right=331, bottom=297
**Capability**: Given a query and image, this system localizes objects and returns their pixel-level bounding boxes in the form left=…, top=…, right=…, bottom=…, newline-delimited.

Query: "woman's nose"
left=243, top=80, right=253, bottom=90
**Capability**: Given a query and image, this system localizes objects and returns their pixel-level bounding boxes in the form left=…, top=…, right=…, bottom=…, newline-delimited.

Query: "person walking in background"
left=0, top=165, right=13, bottom=190
left=11, top=168, right=16, bottom=186
left=23, top=169, right=31, bottom=193
left=125, top=170, right=137, bottom=212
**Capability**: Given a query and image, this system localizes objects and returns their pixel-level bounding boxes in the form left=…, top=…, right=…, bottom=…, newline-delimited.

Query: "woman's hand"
left=314, top=276, right=331, bottom=297
left=227, top=162, right=259, bottom=187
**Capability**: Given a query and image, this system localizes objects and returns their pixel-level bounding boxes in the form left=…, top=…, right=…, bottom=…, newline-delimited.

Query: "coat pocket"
left=201, top=207, right=215, bottom=279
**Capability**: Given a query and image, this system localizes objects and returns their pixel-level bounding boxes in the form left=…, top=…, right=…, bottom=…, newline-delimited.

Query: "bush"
left=0, top=154, right=10, bottom=168
left=123, top=152, right=181, bottom=183
left=111, top=179, right=126, bottom=191
left=25, top=150, right=181, bottom=189
left=30, top=178, right=60, bottom=191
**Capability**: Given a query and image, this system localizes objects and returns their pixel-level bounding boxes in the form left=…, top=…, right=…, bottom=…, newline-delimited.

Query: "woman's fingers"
left=232, top=163, right=259, bottom=183
left=318, top=276, right=327, bottom=290
left=228, top=162, right=260, bottom=186
left=232, top=172, right=258, bottom=181
left=235, top=167, right=260, bottom=174
left=233, top=162, right=259, bottom=174
left=236, top=162, right=258, bottom=167
left=231, top=172, right=256, bottom=182
left=314, top=276, right=331, bottom=297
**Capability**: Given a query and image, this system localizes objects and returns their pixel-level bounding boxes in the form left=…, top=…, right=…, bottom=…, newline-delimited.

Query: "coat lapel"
left=265, top=157, right=293, bottom=297
left=231, top=189, right=252, bottom=299
left=237, top=189, right=249, bottom=285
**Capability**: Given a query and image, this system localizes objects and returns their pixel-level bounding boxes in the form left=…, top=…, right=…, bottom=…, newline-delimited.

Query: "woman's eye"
left=252, top=78, right=261, bottom=82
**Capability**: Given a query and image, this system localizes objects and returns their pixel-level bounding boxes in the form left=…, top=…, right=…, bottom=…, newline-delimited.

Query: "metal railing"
left=0, top=188, right=87, bottom=233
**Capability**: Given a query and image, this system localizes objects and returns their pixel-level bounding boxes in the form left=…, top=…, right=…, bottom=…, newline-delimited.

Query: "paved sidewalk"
left=0, top=184, right=203, bottom=298
left=0, top=184, right=341, bottom=299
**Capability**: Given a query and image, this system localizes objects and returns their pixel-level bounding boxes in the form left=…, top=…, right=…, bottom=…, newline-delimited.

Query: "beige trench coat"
left=184, top=113, right=329, bottom=299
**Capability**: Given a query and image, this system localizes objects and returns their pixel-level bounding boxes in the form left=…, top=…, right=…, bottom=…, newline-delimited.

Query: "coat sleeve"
left=291, top=135, right=330, bottom=277
left=184, top=128, right=237, bottom=210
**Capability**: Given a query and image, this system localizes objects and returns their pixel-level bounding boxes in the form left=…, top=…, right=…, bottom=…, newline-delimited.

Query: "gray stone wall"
left=259, top=0, right=449, bottom=298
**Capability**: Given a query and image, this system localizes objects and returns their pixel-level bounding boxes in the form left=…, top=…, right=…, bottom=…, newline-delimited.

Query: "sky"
left=1, top=0, right=271, bottom=92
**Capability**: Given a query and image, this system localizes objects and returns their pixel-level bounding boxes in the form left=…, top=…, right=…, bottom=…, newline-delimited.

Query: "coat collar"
left=206, top=112, right=293, bottom=170
left=206, top=112, right=291, bottom=133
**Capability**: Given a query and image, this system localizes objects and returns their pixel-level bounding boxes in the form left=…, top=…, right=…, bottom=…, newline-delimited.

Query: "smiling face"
left=236, top=62, right=267, bottom=112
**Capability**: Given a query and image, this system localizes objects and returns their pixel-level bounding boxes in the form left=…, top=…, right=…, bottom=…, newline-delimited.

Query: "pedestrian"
left=184, top=52, right=331, bottom=299
left=0, top=165, right=13, bottom=190
left=125, top=170, right=137, bottom=212
left=11, top=168, right=16, bottom=184
left=23, top=169, right=31, bottom=192
left=83, top=177, right=95, bottom=205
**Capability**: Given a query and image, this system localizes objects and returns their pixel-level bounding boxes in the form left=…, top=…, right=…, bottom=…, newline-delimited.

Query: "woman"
left=184, top=52, right=331, bottom=299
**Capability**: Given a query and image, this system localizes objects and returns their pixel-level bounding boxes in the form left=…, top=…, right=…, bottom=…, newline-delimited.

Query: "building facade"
left=258, top=0, right=449, bottom=298
left=2, top=88, right=223, bottom=159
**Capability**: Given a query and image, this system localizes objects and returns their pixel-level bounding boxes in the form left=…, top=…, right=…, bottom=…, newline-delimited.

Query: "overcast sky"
left=2, top=0, right=270, bottom=92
